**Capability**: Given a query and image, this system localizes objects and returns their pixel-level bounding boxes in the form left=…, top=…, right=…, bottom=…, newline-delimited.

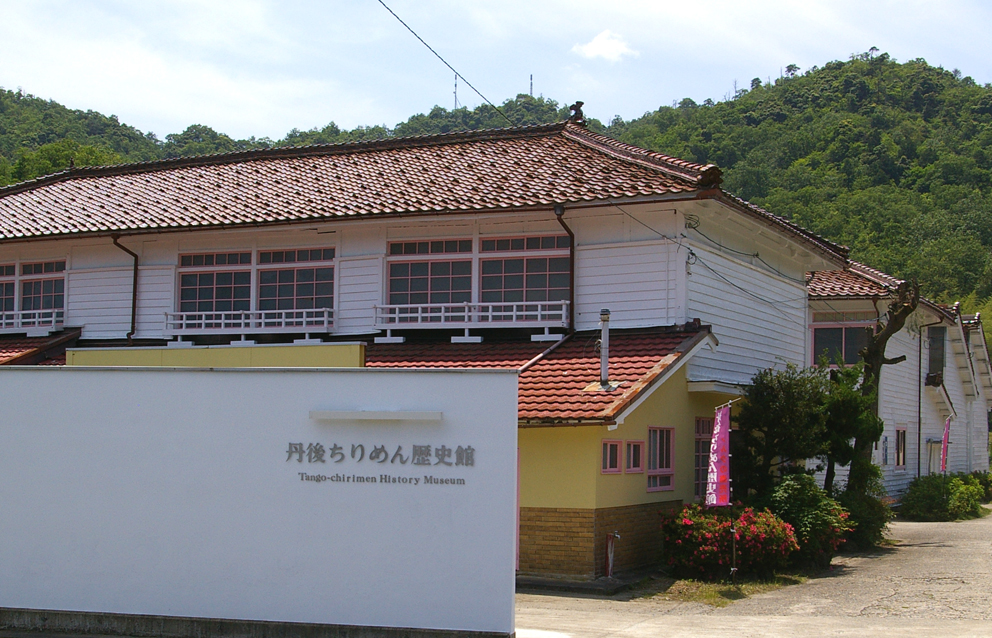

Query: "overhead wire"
left=374, top=1, right=810, bottom=320
left=375, top=0, right=514, bottom=126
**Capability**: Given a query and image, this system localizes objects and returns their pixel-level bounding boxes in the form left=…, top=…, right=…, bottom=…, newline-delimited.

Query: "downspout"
left=554, top=203, right=575, bottom=332
left=112, top=235, right=139, bottom=345
left=918, top=317, right=944, bottom=478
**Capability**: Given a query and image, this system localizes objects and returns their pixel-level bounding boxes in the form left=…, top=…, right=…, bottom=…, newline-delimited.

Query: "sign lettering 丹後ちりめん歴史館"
left=286, top=443, right=475, bottom=466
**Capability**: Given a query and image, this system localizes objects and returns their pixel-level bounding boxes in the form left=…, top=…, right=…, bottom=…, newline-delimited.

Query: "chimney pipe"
left=600, top=308, right=611, bottom=388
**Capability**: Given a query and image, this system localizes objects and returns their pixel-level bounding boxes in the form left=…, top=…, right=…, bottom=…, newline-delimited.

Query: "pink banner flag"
left=705, top=404, right=731, bottom=506
left=940, top=416, right=951, bottom=473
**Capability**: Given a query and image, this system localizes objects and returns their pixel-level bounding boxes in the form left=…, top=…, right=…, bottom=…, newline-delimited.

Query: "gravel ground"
left=515, top=505, right=992, bottom=638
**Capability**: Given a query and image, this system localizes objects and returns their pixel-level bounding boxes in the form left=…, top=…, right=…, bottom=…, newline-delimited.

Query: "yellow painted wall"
left=518, top=426, right=600, bottom=509
left=66, top=343, right=365, bottom=368
left=517, top=365, right=727, bottom=511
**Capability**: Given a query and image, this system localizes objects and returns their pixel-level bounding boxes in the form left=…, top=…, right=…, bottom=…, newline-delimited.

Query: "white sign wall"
left=0, top=367, right=518, bottom=635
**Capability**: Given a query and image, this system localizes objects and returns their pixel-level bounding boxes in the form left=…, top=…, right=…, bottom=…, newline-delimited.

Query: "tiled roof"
left=0, top=329, right=79, bottom=365
left=717, top=192, right=849, bottom=262
left=0, top=123, right=708, bottom=240
left=807, top=267, right=894, bottom=299
left=366, top=326, right=709, bottom=424
left=0, top=122, right=845, bottom=260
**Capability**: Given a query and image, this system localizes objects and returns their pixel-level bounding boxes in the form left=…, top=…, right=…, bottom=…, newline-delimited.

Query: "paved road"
left=516, top=507, right=992, bottom=638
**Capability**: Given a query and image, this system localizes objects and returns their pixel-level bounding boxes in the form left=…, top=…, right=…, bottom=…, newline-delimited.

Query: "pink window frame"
left=625, top=440, right=644, bottom=473
left=601, top=439, right=621, bottom=474
left=647, top=427, right=675, bottom=492
left=479, top=235, right=571, bottom=253
left=694, top=417, right=714, bottom=500
left=895, top=428, right=907, bottom=468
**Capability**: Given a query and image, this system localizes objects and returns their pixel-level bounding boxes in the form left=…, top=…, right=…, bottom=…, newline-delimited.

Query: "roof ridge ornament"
left=568, top=101, right=586, bottom=126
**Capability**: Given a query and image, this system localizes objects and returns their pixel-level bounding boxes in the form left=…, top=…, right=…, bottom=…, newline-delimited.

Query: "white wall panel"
left=336, top=256, right=383, bottom=334
left=574, top=241, right=678, bottom=330
left=686, top=244, right=807, bottom=385
left=66, top=268, right=133, bottom=339
left=0, top=367, right=517, bottom=634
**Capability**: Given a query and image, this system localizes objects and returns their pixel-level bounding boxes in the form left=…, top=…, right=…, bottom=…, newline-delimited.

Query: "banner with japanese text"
left=941, top=416, right=951, bottom=472
left=705, top=404, right=731, bottom=506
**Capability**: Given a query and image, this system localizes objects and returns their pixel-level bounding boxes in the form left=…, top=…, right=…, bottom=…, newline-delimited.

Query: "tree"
left=11, top=139, right=123, bottom=183
left=821, top=362, right=883, bottom=494
left=732, top=364, right=829, bottom=497
left=847, top=281, right=920, bottom=492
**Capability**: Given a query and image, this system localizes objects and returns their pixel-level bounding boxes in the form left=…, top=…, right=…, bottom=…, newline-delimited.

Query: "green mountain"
left=3, top=53, right=992, bottom=323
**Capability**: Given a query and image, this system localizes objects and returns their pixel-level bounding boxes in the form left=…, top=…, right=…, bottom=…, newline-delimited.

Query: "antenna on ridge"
left=454, top=72, right=459, bottom=109
left=530, top=74, right=533, bottom=97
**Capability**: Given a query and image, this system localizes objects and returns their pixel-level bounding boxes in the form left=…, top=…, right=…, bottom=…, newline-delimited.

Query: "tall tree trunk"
left=823, top=457, right=836, bottom=495
left=850, top=280, right=919, bottom=492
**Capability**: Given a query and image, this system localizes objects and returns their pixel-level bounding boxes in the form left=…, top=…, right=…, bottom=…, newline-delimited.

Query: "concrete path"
left=515, top=507, right=992, bottom=638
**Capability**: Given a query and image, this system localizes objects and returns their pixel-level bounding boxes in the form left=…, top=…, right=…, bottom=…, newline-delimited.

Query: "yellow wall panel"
left=66, top=343, right=365, bottom=368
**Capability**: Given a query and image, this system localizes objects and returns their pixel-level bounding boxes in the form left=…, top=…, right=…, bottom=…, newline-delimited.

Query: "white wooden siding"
left=574, top=240, right=679, bottom=330
left=685, top=243, right=808, bottom=385
left=66, top=268, right=133, bottom=339
left=135, top=266, right=174, bottom=339
left=335, top=256, right=383, bottom=334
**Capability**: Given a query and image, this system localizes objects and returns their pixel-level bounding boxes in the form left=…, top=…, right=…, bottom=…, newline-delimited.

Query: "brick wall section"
left=593, top=500, right=681, bottom=578
left=518, top=508, right=595, bottom=577
left=518, top=500, right=681, bottom=579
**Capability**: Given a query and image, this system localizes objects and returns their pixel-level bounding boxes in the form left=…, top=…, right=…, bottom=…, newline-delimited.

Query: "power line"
left=375, top=0, right=513, bottom=126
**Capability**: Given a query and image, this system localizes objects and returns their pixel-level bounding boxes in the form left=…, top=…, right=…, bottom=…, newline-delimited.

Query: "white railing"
left=0, top=309, right=65, bottom=335
left=374, top=301, right=569, bottom=329
left=164, top=309, right=333, bottom=337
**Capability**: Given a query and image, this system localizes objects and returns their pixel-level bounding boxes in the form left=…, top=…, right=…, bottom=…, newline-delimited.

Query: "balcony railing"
left=164, top=309, right=333, bottom=337
left=0, top=309, right=65, bottom=336
left=374, top=301, right=569, bottom=329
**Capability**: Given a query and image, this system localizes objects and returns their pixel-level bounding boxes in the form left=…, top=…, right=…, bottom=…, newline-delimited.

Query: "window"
left=257, top=249, right=335, bottom=313
left=602, top=440, right=621, bottom=474
left=20, top=260, right=66, bottom=316
left=388, top=261, right=472, bottom=306
left=480, top=235, right=570, bottom=252
left=896, top=428, right=907, bottom=468
left=928, top=326, right=946, bottom=375
left=625, top=441, right=644, bottom=473
left=259, top=267, right=334, bottom=311
left=647, top=427, right=674, bottom=491
left=881, top=435, right=889, bottom=465
left=386, top=238, right=473, bottom=311
left=694, top=418, right=713, bottom=500
left=480, top=257, right=570, bottom=304
left=389, top=240, right=472, bottom=256
left=0, top=265, right=14, bottom=313
left=179, top=271, right=251, bottom=313
left=812, top=325, right=871, bottom=365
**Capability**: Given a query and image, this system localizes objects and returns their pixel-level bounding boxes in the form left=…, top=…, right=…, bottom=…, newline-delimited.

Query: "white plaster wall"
left=0, top=367, right=517, bottom=634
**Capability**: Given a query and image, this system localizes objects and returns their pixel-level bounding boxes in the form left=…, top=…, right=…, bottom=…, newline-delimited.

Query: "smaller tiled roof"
left=807, top=260, right=904, bottom=299
left=0, top=329, right=79, bottom=365
left=365, top=326, right=709, bottom=425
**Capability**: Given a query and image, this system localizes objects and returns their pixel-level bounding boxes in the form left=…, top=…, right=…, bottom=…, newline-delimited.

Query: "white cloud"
left=570, top=30, right=638, bottom=62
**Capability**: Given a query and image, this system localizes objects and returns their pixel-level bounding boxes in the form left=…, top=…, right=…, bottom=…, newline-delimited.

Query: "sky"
left=2, top=0, right=992, bottom=141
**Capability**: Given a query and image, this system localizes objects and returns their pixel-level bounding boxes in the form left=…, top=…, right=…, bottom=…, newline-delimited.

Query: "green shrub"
left=769, top=474, right=853, bottom=569
left=969, top=471, right=992, bottom=502
left=948, top=477, right=983, bottom=518
left=661, top=504, right=799, bottom=581
left=900, top=472, right=988, bottom=521
left=900, top=474, right=952, bottom=521
left=837, top=464, right=892, bottom=548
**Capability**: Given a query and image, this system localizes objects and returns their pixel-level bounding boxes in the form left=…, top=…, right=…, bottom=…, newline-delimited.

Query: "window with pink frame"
left=601, top=440, right=621, bottom=474
left=647, top=427, right=674, bottom=491
left=625, top=440, right=644, bottom=473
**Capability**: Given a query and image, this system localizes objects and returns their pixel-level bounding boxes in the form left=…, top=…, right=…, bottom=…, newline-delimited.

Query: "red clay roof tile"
left=366, top=326, right=707, bottom=424
left=0, top=122, right=846, bottom=261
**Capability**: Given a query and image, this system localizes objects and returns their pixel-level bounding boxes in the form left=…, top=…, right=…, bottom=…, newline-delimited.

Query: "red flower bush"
left=661, top=504, right=799, bottom=580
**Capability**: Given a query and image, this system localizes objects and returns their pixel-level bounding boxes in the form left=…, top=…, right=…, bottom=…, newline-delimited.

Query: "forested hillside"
left=2, top=52, right=992, bottom=320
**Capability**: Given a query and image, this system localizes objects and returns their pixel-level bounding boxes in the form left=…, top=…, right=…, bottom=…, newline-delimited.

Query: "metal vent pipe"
left=600, top=308, right=610, bottom=387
